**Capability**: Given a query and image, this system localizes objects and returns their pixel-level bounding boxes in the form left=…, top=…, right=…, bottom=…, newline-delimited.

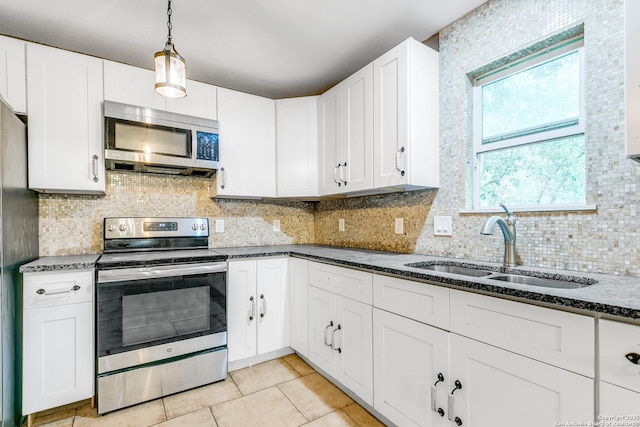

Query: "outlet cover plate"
left=434, top=216, right=452, bottom=236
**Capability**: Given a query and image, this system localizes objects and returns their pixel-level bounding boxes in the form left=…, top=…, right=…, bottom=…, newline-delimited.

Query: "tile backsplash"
left=39, top=0, right=640, bottom=277
left=38, top=171, right=315, bottom=256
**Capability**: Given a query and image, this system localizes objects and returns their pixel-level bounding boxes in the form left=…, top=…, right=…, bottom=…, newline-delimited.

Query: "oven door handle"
left=98, top=262, right=227, bottom=283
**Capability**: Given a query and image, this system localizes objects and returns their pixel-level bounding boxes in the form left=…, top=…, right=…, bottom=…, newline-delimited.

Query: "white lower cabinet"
left=289, top=257, right=309, bottom=357
left=449, top=333, right=593, bottom=427
left=23, top=270, right=94, bottom=417
left=373, top=308, right=449, bottom=427
left=227, top=258, right=289, bottom=362
left=308, top=285, right=373, bottom=405
left=599, top=382, right=640, bottom=419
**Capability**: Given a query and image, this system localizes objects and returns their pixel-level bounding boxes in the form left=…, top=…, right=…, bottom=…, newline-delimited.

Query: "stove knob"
left=191, top=223, right=198, bottom=230
left=118, top=224, right=128, bottom=232
left=108, top=224, right=117, bottom=232
left=200, top=223, right=206, bottom=230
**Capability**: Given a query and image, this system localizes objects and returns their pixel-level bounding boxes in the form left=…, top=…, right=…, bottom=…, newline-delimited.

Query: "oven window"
left=97, top=271, right=226, bottom=357
left=122, top=285, right=210, bottom=346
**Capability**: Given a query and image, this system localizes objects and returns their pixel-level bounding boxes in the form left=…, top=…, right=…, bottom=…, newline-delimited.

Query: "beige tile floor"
left=28, top=354, right=387, bottom=427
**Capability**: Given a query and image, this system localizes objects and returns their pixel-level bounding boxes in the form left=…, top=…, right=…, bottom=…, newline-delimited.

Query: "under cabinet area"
left=27, top=43, right=105, bottom=194
left=22, top=270, right=95, bottom=425
left=227, top=258, right=290, bottom=369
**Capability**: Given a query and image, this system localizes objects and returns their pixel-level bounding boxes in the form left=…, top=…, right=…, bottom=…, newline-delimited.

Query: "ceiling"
left=0, top=0, right=487, bottom=99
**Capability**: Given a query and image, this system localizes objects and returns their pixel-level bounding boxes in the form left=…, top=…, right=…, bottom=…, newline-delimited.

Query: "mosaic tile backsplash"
left=39, top=171, right=315, bottom=256
left=39, top=0, right=640, bottom=277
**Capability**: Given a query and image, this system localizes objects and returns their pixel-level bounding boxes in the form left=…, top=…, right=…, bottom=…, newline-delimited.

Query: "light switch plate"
left=339, top=218, right=345, bottom=232
left=434, top=216, right=452, bottom=236
left=273, top=219, right=281, bottom=232
left=215, top=219, right=225, bottom=233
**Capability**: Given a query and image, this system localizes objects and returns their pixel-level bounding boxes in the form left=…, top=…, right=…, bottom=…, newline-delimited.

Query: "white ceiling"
left=0, top=0, right=487, bottom=99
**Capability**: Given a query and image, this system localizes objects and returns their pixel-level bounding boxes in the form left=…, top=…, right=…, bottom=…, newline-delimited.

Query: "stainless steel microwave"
left=104, top=101, right=219, bottom=177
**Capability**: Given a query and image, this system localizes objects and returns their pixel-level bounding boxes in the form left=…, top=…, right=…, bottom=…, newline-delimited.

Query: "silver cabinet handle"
left=338, top=162, right=348, bottom=186
left=220, top=167, right=226, bottom=190
left=333, top=165, right=341, bottom=186
left=92, top=154, right=99, bottom=182
left=330, top=324, right=342, bottom=353
left=259, top=294, right=266, bottom=318
left=448, top=380, right=462, bottom=423
left=249, top=296, right=255, bottom=321
left=395, top=146, right=406, bottom=176
left=431, top=373, right=445, bottom=414
left=324, top=321, right=334, bottom=346
left=36, top=284, right=81, bottom=296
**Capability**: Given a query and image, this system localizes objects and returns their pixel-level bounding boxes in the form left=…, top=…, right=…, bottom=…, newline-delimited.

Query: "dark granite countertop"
left=216, top=244, right=640, bottom=320
left=19, top=254, right=101, bottom=273
left=19, top=245, right=640, bottom=319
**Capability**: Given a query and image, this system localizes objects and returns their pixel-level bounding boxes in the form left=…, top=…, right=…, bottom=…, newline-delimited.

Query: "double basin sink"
left=405, top=262, right=597, bottom=289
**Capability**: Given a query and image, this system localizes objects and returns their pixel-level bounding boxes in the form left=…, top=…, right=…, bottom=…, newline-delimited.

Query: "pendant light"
left=154, top=0, right=187, bottom=98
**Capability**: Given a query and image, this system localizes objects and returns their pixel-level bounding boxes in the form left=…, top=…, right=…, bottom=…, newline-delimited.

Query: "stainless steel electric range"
left=95, top=217, right=228, bottom=414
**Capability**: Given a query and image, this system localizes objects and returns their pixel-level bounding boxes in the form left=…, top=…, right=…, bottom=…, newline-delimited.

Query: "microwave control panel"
left=196, top=131, right=219, bottom=161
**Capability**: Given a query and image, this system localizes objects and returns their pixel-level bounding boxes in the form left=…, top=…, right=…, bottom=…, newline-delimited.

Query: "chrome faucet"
left=480, top=203, right=517, bottom=267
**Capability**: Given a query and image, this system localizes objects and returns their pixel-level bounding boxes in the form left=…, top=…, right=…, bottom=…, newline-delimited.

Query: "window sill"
left=459, top=204, right=597, bottom=215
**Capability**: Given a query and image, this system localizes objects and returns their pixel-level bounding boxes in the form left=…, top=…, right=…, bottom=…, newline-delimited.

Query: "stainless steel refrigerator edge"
left=0, top=97, right=39, bottom=427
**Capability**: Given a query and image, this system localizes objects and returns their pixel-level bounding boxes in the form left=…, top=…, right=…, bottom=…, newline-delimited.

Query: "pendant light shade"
left=155, top=0, right=187, bottom=98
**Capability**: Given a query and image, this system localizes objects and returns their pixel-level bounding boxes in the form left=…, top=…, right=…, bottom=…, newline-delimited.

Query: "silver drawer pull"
left=36, top=285, right=81, bottom=295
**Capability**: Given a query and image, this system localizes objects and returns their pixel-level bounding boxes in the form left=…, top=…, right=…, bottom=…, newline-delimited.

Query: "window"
left=472, top=37, right=585, bottom=209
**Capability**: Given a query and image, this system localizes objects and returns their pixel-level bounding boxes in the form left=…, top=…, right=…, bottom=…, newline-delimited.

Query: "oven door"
left=97, top=262, right=226, bottom=373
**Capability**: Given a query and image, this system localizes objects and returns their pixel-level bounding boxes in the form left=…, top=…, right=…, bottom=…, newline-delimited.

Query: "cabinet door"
left=373, top=38, right=439, bottom=189
left=27, top=43, right=105, bottom=193
left=341, top=64, right=373, bottom=192
left=335, top=295, right=373, bottom=406
left=289, top=258, right=309, bottom=357
left=256, top=258, right=289, bottom=355
left=23, top=302, right=93, bottom=414
left=276, top=96, right=318, bottom=198
left=103, top=60, right=165, bottom=110
left=373, top=308, right=449, bottom=427
left=165, top=79, right=217, bottom=120
left=215, top=88, right=276, bottom=198
left=308, top=286, right=336, bottom=375
left=449, top=334, right=593, bottom=427
left=0, top=35, right=26, bottom=113
left=318, top=85, right=343, bottom=195
left=227, top=260, right=258, bottom=362
left=599, top=382, right=640, bottom=419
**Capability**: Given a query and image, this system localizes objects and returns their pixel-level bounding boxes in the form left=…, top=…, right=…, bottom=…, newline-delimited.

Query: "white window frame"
left=471, top=37, right=586, bottom=211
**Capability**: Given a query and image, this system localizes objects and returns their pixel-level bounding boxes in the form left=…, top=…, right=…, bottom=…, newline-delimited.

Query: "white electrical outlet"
left=433, top=216, right=452, bottom=236
left=215, top=219, right=225, bottom=233
left=339, top=218, right=345, bottom=232
left=273, top=219, right=281, bottom=232
left=394, top=218, right=404, bottom=235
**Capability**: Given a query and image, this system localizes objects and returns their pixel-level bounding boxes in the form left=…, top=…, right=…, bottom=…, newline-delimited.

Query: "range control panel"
left=104, top=217, right=209, bottom=239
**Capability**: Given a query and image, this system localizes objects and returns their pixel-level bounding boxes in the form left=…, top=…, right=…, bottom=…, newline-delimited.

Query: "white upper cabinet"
left=0, top=35, right=26, bottom=114
left=276, top=96, right=318, bottom=198
left=626, top=0, right=640, bottom=159
left=373, top=37, right=439, bottom=189
left=318, top=64, right=373, bottom=196
left=27, top=43, right=105, bottom=194
left=214, top=87, right=276, bottom=198
left=104, top=60, right=217, bottom=119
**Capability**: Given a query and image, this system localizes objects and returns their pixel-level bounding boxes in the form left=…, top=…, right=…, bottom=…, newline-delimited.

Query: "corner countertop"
left=19, top=254, right=101, bottom=273
left=19, top=245, right=640, bottom=320
left=216, top=244, right=640, bottom=320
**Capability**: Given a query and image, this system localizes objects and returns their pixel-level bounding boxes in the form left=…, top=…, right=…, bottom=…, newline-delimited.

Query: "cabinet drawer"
left=308, top=261, right=372, bottom=304
left=450, top=289, right=594, bottom=377
left=600, top=319, right=640, bottom=394
left=373, top=274, right=449, bottom=330
left=24, top=270, right=93, bottom=309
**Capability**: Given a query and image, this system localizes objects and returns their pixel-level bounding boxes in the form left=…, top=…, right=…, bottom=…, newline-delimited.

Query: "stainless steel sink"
left=487, top=274, right=594, bottom=289
left=405, top=262, right=494, bottom=277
